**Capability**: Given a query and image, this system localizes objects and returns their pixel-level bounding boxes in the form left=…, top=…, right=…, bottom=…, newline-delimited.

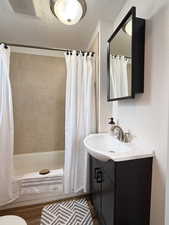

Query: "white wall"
left=99, top=0, right=169, bottom=224
left=99, top=21, right=114, bottom=131
left=88, top=21, right=116, bottom=132
left=165, top=155, right=169, bottom=225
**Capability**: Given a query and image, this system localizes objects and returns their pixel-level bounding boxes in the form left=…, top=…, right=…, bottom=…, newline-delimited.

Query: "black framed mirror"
left=107, top=7, right=145, bottom=101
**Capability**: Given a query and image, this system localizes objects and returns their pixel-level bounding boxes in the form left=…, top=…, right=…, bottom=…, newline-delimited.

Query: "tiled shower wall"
left=10, top=52, right=66, bottom=154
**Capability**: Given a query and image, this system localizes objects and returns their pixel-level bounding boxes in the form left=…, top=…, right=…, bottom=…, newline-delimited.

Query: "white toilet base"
left=0, top=215, right=27, bottom=225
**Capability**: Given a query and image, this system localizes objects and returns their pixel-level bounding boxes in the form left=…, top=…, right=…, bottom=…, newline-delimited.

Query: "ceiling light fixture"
left=50, top=0, right=87, bottom=25
left=123, top=20, right=132, bottom=36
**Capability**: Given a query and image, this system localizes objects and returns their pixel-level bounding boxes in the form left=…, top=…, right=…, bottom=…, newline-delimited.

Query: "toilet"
left=0, top=215, right=27, bottom=225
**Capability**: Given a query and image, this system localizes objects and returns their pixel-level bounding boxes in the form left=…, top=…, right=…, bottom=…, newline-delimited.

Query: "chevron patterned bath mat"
left=40, top=198, right=95, bottom=225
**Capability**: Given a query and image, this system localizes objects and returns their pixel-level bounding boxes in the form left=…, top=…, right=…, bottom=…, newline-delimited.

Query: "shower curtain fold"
left=110, top=55, right=129, bottom=98
left=64, top=51, right=96, bottom=194
left=0, top=44, right=19, bottom=206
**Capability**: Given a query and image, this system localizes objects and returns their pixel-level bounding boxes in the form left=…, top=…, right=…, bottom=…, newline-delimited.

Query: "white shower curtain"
left=64, top=51, right=96, bottom=194
left=0, top=44, right=19, bottom=206
left=110, top=55, right=129, bottom=98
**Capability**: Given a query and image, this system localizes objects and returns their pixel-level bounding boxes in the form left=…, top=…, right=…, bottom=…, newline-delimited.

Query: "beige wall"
left=10, top=52, right=66, bottom=155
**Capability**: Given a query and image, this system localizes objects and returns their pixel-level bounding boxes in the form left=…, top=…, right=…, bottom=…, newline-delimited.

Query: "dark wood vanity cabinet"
left=90, top=156, right=153, bottom=225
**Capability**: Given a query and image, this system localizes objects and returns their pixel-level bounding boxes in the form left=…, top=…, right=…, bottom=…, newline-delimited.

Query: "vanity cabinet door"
left=90, top=157, right=103, bottom=218
left=103, top=160, right=115, bottom=183
left=101, top=172, right=115, bottom=225
left=90, top=157, right=115, bottom=225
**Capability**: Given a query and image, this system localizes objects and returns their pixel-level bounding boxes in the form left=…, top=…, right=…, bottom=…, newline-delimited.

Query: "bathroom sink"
left=84, top=133, right=154, bottom=162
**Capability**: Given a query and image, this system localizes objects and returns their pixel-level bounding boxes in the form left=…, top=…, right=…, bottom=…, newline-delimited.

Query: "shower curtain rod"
left=1, top=42, right=95, bottom=55
left=112, top=54, right=131, bottom=59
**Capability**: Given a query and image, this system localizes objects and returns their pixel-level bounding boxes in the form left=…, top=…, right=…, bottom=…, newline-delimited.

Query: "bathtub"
left=0, top=151, right=83, bottom=210
left=1, top=151, right=65, bottom=209
left=14, top=151, right=64, bottom=177
left=14, top=151, right=64, bottom=195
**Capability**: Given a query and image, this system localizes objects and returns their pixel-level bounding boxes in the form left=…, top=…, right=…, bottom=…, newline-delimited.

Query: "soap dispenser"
left=108, top=117, right=115, bottom=135
left=108, top=117, right=115, bottom=125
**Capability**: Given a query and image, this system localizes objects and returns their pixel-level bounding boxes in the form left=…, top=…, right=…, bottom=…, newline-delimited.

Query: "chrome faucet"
left=111, top=125, right=124, bottom=142
left=108, top=118, right=131, bottom=143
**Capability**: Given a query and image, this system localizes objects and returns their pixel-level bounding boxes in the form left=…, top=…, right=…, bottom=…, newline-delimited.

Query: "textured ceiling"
left=0, top=0, right=126, bottom=49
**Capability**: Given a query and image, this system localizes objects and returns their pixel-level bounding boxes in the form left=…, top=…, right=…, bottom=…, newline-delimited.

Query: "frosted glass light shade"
left=54, top=0, right=83, bottom=25
left=124, top=20, right=132, bottom=36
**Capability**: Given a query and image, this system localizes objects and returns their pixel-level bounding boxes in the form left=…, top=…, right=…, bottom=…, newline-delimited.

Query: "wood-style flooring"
left=0, top=203, right=43, bottom=225
left=0, top=196, right=99, bottom=225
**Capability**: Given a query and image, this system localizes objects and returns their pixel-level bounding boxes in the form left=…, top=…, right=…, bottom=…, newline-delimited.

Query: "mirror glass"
left=108, top=15, right=132, bottom=100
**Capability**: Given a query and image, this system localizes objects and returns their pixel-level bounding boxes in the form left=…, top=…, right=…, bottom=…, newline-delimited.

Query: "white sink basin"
left=84, top=133, right=154, bottom=162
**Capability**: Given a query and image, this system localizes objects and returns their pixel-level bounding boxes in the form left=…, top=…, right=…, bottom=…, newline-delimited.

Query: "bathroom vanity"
left=90, top=156, right=153, bottom=225
left=84, top=133, right=153, bottom=225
